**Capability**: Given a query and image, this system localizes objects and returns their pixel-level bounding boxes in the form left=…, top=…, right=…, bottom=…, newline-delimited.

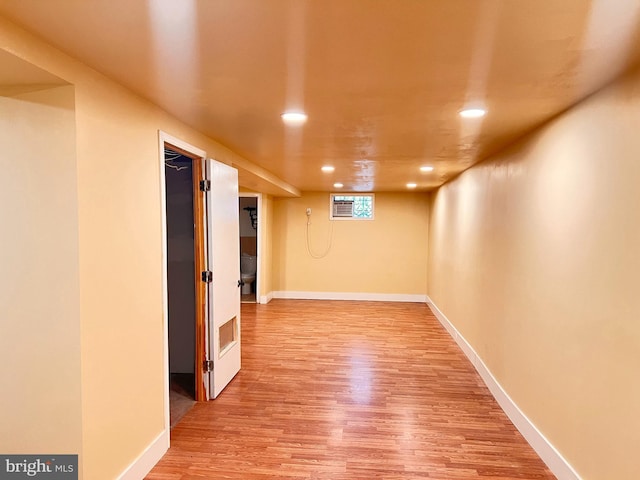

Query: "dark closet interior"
left=165, top=148, right=196, bottom=426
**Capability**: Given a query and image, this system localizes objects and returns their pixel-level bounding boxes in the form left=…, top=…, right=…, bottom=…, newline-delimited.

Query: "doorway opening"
left=239, top=195, right=259, bottom=303
left=163, top=142, right=207, bottom=427
left=165, top=147, right=195, bottom=425
left=161, top=132, right=243, bottom=428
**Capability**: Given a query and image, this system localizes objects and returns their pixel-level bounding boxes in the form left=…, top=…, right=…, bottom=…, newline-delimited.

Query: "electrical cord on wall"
left=305, top=209, right=334, bottom=259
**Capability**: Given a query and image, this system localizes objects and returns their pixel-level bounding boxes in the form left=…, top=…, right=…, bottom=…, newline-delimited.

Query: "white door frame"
left=239, top=192, right=263, bottom=303
left=158, top=131, right=207, bottom=437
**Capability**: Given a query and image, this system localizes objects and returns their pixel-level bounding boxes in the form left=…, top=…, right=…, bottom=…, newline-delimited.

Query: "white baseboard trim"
left=259, top=291, right=274, bottom=304
left=117, top=429, right=169, bottom=480
left=272, top=291, right=428, bottom=303
left=425, top=296, right=581, bottom=480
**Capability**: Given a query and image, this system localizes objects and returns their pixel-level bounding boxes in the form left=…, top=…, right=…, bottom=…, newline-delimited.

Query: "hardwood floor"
left=147, top=300, right=555, bottom=480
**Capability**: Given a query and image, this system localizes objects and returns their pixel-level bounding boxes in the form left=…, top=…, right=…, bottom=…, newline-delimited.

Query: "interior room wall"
left=428, top=66, right=640, bottom=479
left=0, top=86, right=82, bottom=456
left=272, top=192, right=429, bottom=297
left=239, top=197, right=258, bottom=238
left=239, top=197, right=257, bottom=256
left=260, top=194, right=274, bottom=301
left=0, top=17, right=295, bottom=480
left=166, top=159, right=195, bottom=374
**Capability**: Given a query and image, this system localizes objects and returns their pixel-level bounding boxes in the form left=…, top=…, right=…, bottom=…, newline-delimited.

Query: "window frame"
left=329, top=193, right=375, bottom=221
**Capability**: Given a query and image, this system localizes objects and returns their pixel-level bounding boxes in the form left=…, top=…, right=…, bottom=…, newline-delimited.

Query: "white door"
left=205, top=158, right=241, bottom=399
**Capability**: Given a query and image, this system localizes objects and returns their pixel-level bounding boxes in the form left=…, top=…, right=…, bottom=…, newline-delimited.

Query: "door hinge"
left=203, top=360, right=214, bottom=372
left=201, top=270, right=213, bottom=283
left=199, top=179, right=211, bottom=191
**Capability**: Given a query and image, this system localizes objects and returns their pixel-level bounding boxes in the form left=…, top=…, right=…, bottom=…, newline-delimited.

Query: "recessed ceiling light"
left=333, top=182, right=344, bottom=188
left=420, top=166, right=434, bottom=172
left=321, top=165, right=335, bottom=172
left=406, top=183, right=417, bottom=189
left=281, top=111, right=308, bottom=125
left=459, top=108, right=486, bottom=118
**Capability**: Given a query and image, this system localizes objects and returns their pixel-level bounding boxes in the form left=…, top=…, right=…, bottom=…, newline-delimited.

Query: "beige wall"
left=428, top=67, right=640, bottom=479
left=273, top=192, right=429, bottom=295
left=260, top=194, right=275, bottom=299
left=0, top=86, right=82, bottom=455
left=0, top=17, right=292, bottom=480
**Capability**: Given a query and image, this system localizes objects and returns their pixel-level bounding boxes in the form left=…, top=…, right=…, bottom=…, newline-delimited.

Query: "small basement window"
left=330, top=194, right=374, bottom=220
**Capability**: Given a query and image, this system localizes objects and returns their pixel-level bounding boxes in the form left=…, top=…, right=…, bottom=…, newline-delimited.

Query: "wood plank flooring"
left=147, top=300, right=555, bottom=480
